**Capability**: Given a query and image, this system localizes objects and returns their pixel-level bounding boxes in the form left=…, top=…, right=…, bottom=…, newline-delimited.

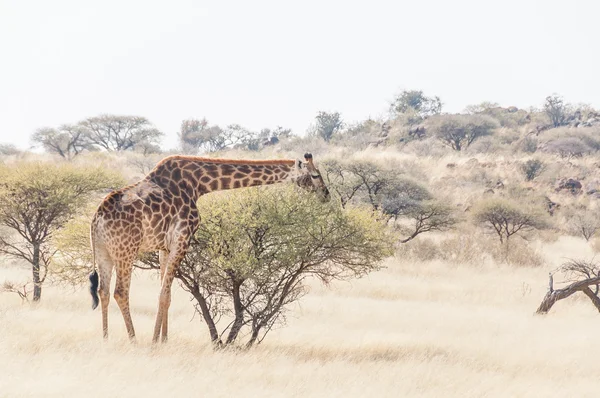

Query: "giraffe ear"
left=296, top=159, right=305, bottom=169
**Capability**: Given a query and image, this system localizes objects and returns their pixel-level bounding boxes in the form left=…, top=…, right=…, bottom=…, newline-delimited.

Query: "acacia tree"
left=79, top=115, right=163, bottom=152
left=427, top=114, right=498, bottom=151
left=31, top=124, right=92, bottom=159
left=323, top=159, right=430, bottom=212
left=0, top=163, right=123, bottom=301
left=473, top=198, right=547, bottom=244
left=398, top=202, right=457, bottom=243
left=136, top=186, right=392, bottom=347
left=323, top=159, right=455, bottom=242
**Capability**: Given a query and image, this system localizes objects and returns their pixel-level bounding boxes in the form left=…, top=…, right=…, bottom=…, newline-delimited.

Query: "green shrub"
left=146, top=185, right=393, bottom=347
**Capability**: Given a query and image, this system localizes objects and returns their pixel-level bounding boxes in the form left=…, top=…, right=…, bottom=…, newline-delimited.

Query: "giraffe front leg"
left=152, top=272, right=175, bottom=343
left=159, top=250, right=170, bottom=342
left=153, top=245, right=186, bottom=344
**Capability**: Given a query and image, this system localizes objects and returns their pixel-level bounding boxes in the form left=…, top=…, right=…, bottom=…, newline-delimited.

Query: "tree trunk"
left=32, top=243, right=42, bottom=302
left=536, top=274, right=600, bottom=314
left=246, top=324, right=261, bottom=348
left=581, top=287, right=600, bottom=313
left=226, top=281, right=244, bottom=345
left=190, top=289, right=220, bottom=345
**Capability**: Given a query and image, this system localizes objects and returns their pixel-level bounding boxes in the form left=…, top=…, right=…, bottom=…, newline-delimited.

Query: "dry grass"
left=1, top=237, right=600, bottom=397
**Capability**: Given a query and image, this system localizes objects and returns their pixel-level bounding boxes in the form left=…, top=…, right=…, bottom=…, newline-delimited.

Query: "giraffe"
left=89, top=153, right=329, bottom=343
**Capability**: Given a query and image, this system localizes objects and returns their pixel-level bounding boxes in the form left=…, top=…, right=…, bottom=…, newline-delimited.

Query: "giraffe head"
left=295, top=153, right=330, bottom=202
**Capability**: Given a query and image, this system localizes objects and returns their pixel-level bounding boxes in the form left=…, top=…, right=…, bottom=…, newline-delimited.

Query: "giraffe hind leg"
left=94, top=242, right=114, bottom=339
left=114, top=258, right=137, bottom=341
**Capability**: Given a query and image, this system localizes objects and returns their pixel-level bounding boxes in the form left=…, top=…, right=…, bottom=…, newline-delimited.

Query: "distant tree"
left=544, top=137, right=591, bottom=159
left=566, top=208, right=600, bottom=241
left=31, top=124, right=92, bottom=159
left=427, top=114, right=499, bottom=151
left=0, top=143, right=20, bottom=156
left=178, top=118, right=256, bottom=153
left=520, top=159, right=545, bottom=181
left=391, top=90, right=442, bottom=118
left=473, top=198, right=547, bottom=244
left=133, top=139, right=162, bottom=155
left=245, top=126, right=293, bottom=151
left=464, top=102, right=500, bottom=114
left=323, top=159, right=430, bottom=212
left=314, top=111, right=343, bottom=142
left=180, top=118, right=215, bottom=153
left=323, top=159, right=455, bottom=242
left=0, top=163, right=123, bottom=301
left=544, top=94, right=570, bottom=127
left=79, top=115, right=163, bottom=152
left=398, top=201, right=457, bottom=243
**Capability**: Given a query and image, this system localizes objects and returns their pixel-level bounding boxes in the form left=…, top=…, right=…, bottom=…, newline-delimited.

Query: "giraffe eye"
left=310, top=174, right=320, bottom=179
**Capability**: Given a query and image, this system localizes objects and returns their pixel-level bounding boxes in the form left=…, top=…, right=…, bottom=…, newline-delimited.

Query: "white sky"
left=0, top=0, right=598, bottom=150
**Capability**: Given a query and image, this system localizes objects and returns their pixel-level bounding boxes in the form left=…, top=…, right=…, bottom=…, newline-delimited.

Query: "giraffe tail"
left=89, top=217, right=99, bottom=310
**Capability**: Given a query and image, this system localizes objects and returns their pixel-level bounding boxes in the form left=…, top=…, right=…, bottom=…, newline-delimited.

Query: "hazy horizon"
left=1, top=0, right=598, bottom=150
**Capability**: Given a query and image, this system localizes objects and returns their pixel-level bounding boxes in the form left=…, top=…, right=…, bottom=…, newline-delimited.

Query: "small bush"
left=544, top=137, right=591, bottom=158
left=488, top=239, right=544, bottom=267
left=520, top=159, right=545, bottom=181
left=518, top=136, right=538, bottom=153
left=565, top=207, right=600, bottom=241
left=438, top=235, right=485, bottom=265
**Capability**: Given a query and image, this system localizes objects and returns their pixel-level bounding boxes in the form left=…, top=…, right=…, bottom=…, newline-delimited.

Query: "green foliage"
left=52, top=206, right=98, bottom=285
left=391, top=90, right=442, bottom=120
left=520, top=159, right=545, bottom=181
left=0, top=162, right=124, bottom=301
left=140, top=185, right=393, bottom=346
left=427, top=114, right=499, bottom=151
left=314, top=111, right=343, bottom=142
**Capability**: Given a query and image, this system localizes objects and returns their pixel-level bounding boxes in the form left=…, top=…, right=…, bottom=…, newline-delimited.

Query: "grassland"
left=1, top=235, right=599, bottom=398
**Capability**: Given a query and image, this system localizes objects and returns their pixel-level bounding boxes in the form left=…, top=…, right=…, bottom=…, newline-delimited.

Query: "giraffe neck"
left=147, top=156, right=297, bottom=201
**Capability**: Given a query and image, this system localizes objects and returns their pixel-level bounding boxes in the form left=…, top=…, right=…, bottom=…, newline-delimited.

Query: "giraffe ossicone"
left=89, top=153, right=329, bottom=343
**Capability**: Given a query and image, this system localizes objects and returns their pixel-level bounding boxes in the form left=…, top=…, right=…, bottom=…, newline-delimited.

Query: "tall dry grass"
left=1, top=237, right=600, bottom=397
